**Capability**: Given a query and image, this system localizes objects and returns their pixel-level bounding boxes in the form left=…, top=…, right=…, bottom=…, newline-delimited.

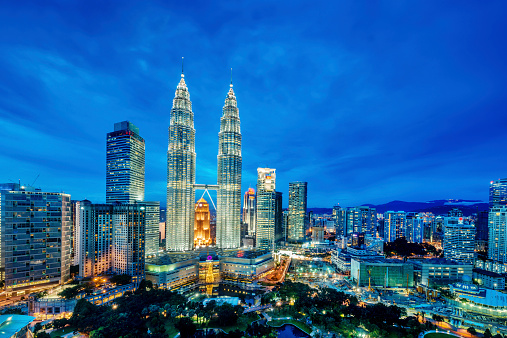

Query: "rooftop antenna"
left=181, top=57, right=184, bottom=76
left=230, top=68, right=233, bottom=87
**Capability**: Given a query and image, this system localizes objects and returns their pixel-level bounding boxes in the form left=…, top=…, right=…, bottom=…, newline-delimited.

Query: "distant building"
left=275, top=191, right=283, bottom=242
left=350, top=232, right=365, bottom=248
left=0, top=184, right=71, bottom=293
left=242, top=188, right=256, bottom=236
left=405, top=213, right=424, bottom=244
left=312, top=227, right=324, bottom=243
left=475, top=210, right=489, bottom=252
left=412, top=258, right=472, bottom=287
left=488, top=206, right=507, bottom=263
left=334, top=206, right=376, bottom=237
left=106, top=121, right=145, bottom=204
left=194, top=198, right=211, bottom=247
left=256, top=168, right=276, bottom=251
left=384, top=211, right=406, bottom=242
left=443, top=218, right=475, bottom=264
left=351, top=257, right=414, bottom=288
left=288, top=182, right=307, bottom=242
left=144, top=201, right=160, bottom=257
left=490, top=178, right=507, bottom=208
left=333, top=205, right=346, bottom=237
left=448, top=208, right=463, bottom=218
left=473, top=268, right=505, bottom=290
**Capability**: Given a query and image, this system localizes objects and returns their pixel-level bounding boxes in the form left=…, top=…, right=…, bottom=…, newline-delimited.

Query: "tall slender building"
left=216, top=80, right=242, bottom=249
left=288, top=182, right=308, bottom=242
left=166, top=69, right=196, bottom=251
left=256, top=168, right=276, bottom=251
left=490, top=179, right=507, bottom=208
left=106, top=121, right=145, bottom=203
left=488, top=206, right=507, bottom=263
left=243, top=188, right=256, bottom=236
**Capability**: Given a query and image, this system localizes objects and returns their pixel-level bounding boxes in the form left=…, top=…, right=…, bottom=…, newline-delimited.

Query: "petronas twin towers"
left=166, top=68, right=242, bottom=251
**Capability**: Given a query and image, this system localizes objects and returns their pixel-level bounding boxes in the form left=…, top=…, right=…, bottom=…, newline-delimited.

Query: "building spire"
left=230, top=68, right=233, bottom=88
left=181, top=57, right=184, bottom=78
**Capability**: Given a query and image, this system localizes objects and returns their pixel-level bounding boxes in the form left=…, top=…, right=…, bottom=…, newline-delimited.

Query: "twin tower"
left=166, top=69, right=242, bottom=251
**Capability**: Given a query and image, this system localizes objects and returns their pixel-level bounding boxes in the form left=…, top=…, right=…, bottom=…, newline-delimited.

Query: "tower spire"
left=230, top=68, right=233, bottom=88
left=181, top=57, right=184, bottom=77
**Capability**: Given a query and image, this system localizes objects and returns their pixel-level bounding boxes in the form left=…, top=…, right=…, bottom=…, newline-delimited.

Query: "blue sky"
left=1, top=1, right=506, bottom=207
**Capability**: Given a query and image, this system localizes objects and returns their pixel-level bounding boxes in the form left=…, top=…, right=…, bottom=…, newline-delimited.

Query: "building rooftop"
left=473, top=268, right=505, bottom=278
left=0, top=315, right=35, bottom=338
left=411, top=258, right=470, bottom=266
left=222, top=249, right=269, bottom=259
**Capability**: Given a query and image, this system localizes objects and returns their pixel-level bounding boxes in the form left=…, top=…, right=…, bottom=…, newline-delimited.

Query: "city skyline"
left=1, top=2, right=507, bottom=207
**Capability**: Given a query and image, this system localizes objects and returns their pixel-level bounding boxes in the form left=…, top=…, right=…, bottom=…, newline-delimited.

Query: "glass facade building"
left=106, top=121, right=145, bottom=204
left=288, top=182, right=307, bottom=242
left=256, top=168, right=276, bottom=251
left=242, top=189, right=256, bottom=236
left=167, top=72, right=196, bottom=251
left=217, top=83, right=242, bottom=249
left=490, top=179, right=507, bottom=208
left=488, top=206, right=507, bottom=263
left=0, top=184, right=71, bottom=292
left=443, top=219, right=475, bottom=264
left=384, top=211, right=406, bottom=242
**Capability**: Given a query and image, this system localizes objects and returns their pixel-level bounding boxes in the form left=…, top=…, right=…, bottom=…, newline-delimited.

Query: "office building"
left=217, top=81, right=242, bottom=249
left=475, top=210, right=489, bottom=252
left=75, top=201, right=146, bottom=283
left=384, top=211, right=406, bottom=242
left=275, top=191, right=283, bottom=242
left=348, top=206, right=377, bottom=236
left=256, top=168, right=276, bottom=251
left=333, top=205, right=346, bottom=237
left=473, top=268, right=505, bottom=290
left=488, top=206, right=507, bottom=263
left=167, top=71, right=196, bottom=251
left=490, top=178, right=507, bottom=208
left=443, top=219, right=475, bottom=264
left=0, top=184, right=71, bottom=293
left=351, top=257, right=414, bottom=288
left=106, top=121, right=145, bottom=204
left=242, top=188, right=256, bottom=236
left=194, top=198, right=211, bottom=247
left=412, top=258, right=472, bottom=287
left=144, top=201, right=160, bottom=257
left=405, top=213, right=424, bottom=243
left=288, top=182, right=307, bottom=242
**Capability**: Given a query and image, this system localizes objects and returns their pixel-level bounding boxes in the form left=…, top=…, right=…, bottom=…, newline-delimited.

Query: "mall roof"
left=0, top=315, right=35, bottom=338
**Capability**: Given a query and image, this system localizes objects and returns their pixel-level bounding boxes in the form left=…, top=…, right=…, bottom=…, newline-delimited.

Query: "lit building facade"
left=194, top=198, right=211, bottom=247
left=256, top=168, right=276, bottom=251
left=488, top=206, right=507, bottom=263
left=106, top=121, right=145, bottom=204
left=144, top=201, right=160, bottom=257
left=167, top=72, right=196, bottom=251
left=490, top=178, right=507, bottom=208
left=75, top=201, right=146, bottom=283
left=243, top=188, right=256, bottom=236
left=384, top=211, right=406, bottom=242
left=443, top=218, right=475, bottom=264
left=0, top=184, right=71, bottom=293
left=288, top=182, right=307, bottom=242
left=217, top=82, right=242, bottom=249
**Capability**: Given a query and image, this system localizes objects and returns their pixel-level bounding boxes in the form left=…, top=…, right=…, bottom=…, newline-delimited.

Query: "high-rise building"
left=106, top=121, right=145, bottom=204
left=217, top=81, right=242, bottom=249
left=447, top=208, right=463, bottom=218
left=488, top=206, right=507, bottom=263
left=275, top=191, right=283, bottom=242
left=443, top=219, right=475, bottom=264
left=405, top=212, right=424, bottom=243
left=144, top=201, right=160, bottom=257
left=347, top=206, right=377, bottom=237
left=0, top=184, right=71, bottom=293
left=384, top=211, right=406, bottom=242
left=288, top=182, right=308, bottom=242
left=74, top=201, right=147, bottom=282
left=256, top=168, right=276, bottom=251
left=112, top=204, right=146, bottom=283
left=194, top=198, right=211, bottom=247
left=243, top=188, right=256, bottom=236
left=333, top=205, right=346, bottom=237
left=475, top=210, right=489, bottom=252
left=490, top=179, right=507, bottom=208
left=167, top=71, right=196, bottom=251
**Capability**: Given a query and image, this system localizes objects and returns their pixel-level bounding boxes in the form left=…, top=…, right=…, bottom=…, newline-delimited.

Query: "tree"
left=467, top=327, right=477, bottom=335
left=175, top=317, right=196, bottom=338
left=35, top=332, right=51, bottom=338
left=484, top=328, right=492, bottom=338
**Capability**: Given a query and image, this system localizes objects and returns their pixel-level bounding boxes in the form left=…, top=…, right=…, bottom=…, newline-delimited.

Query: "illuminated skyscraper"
left=243, top=188, right=256, bottom=235
left=384, top=211, right=406, bottom=242
left=288, top=182, right=307, bottom=242
left=490, top=179, right=507, bottom=208
left=443, top=217, right=475, bottom=264
left=106, top=121, right=145, bottom=203
left=167, top=69, right=196, bottom=251
left=194, top=198, right=211, bottom=247
left=488, top=206, right=507, bottom=263
left=216, top=80, right=242, bottom=249
left=256, top=168, right=276, bottom=251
